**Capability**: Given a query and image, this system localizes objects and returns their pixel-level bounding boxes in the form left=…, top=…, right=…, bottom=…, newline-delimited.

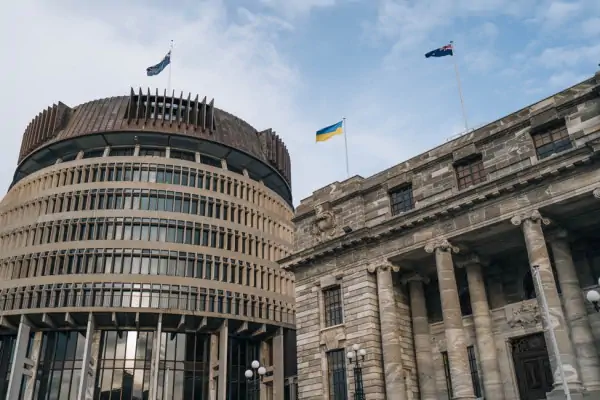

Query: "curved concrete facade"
left=0, top=91, right=296, bottom=400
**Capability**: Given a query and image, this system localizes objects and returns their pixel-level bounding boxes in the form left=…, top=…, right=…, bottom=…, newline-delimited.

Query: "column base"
left=451, top=396, right=477, bottom=400
left=546, top=388, right=584, bottom=400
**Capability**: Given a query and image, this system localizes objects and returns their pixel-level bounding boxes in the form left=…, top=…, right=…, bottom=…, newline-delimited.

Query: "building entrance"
left=511, top=333, right=553, bottom=400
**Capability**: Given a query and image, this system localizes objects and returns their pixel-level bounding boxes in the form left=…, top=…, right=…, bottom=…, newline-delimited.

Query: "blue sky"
left=0, top=0, right=599, bottom=205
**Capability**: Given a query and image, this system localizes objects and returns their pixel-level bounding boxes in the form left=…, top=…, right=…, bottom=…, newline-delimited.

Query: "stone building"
left=0, top=88, right=297, bottom=400
left=280, top=70, right=600, bottom=400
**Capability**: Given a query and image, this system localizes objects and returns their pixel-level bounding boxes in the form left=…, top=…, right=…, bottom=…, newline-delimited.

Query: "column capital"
left=455, top=253, right=489, bottom=269
left=510, top=209, right=550, bottom=227
left=400, top=272, right=430, bottom=285
left=593, top=187, right=600, bottom=199
left=424, top=238, right=459, bottom=254
left=367, top=262, right=399, bottom=274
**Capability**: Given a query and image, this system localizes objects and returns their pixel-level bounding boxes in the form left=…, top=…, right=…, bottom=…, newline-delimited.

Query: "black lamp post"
left=245, top=360, right=266, bottom=400
left=586, top=278, right=600, bottom=312
left=347, top=344, right=366, bottom=400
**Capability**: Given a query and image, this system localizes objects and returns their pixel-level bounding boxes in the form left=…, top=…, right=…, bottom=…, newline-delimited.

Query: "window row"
left=388, top=125, right=573, bottom=216
left=0, top=188, right=291, bottom=243
left=0, top=284, right=294, bottom=324
left=2, top=217, right=285, bottom=261
left=1, top=249, right=293, bottom=295
left=9, top=160, right=289, bottom=218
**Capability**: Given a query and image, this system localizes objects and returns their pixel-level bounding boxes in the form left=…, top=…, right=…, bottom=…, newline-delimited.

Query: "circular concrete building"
left=0, top=89, right=297, bottom=400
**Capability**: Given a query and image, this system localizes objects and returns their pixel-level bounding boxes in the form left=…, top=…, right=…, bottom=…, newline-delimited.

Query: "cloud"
left=582, top=17, right=600, bottom=37
left=540, top=1, right=582, bottom=28
left=536, top=44, right=600, bottom=70
left=259, top=0, right=337, bottom=18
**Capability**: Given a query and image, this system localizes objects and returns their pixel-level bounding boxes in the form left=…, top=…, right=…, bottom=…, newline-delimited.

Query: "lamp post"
left=585, top=278, right=600, bottom=312
left=245, top=360, right=266, bottom=400
left=347, top=344, right=367, bottom=400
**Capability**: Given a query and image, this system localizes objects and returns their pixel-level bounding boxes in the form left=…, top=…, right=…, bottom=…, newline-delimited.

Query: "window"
left=390, top=185, right=414, bottom=215
left=323, top=286, right=343, bottom=327
left=442, top=347, right=482, bottom=399
left=532, top=126, right=572, bottom=160
left=327, top=350, right=348, bottom=400
left=455, top=156, right=486, bottom=190
left=441, top=351, right=453, bottom=398
left=467, top=346, right=483, bottom=398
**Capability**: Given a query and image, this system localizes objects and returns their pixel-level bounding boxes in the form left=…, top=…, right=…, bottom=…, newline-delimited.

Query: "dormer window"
left=455, top=155, right=486, bottom=190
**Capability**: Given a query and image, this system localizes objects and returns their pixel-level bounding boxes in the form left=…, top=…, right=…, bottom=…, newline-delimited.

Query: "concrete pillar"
left=457, top=255, right=504, bottom=400
left=511, top=210, right=584, bottom=398
left=548, top=229, right=600, bottom=396
left=367, top=263, right=407, bottom=400
left=425, top=239, right=476, bottom=400
left=21, top=331, right=42, bottom=400
left=217, top=320, right=229, bottom=400
left=402, top=273, right=437, bottom=400
left=149, top=314, right=163, bottom=400
left=272, top=328, right=285, bottom=400
left=6, top=316, right=32, bottom=400
left=77, top=314, right=101, bottom=400
left=209, top=334, right=218, bottom=400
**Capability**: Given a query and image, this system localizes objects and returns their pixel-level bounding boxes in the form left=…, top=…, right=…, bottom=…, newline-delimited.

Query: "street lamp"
left=586, top=278, right=600, bottom=312
left=245, top=360, right=266, bottom=400
left=347, top=344, right=367, bottom=400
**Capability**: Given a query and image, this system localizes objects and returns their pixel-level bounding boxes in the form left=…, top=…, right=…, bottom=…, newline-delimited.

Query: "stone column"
left=7, top=316, right=33, bottom=400
left=548, top=229, right=600, bottom=394
left=511, top=210, right=583, bottom=396
left=425, top=239, right=476, bottom=400
left=149, top=314, right=163, bottom=400
left=402, top=273, right=437, bottom=400
left=457, top=254, right=505, bottom=400
left=367, top=263, right=407, bottom=400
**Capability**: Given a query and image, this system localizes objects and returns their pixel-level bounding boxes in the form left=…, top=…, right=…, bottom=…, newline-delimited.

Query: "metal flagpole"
left=532, top=265, right=572, bottom=400
left=342, top=117, right=350, bottom=178
left=450, top=41, right=469, bottom=132
left=167, top=40, right=174, bottom=94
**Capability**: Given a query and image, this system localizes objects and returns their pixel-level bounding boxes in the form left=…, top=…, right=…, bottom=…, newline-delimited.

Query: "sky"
left=0, top=0, right=599, bottom=206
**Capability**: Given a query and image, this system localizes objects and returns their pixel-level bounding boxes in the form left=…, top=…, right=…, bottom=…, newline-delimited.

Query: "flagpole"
left=450, top=41, right=469, bottom=132
left=167, top=40, right=173, bottom=94
left=342, top=117, right=350, bottom=178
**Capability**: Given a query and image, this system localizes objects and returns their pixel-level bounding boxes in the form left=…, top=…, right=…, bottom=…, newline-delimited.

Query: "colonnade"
left=369, top=209, right=600, bottom=400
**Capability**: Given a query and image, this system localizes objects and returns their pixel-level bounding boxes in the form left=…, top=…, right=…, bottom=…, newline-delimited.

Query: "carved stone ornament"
left=311, top=202, right=337, bottom=241
left=507, top=301, right=542, bottom=328
left=510, top=209, right=550, bottom=227
left=424, top=238, right=459, bottom=254
left=593, top=187, right=600, bottom=199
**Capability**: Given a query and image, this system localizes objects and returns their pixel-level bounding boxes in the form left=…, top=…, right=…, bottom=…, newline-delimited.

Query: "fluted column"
left=457, top=255, right=504, bottom=400
left=367, top=263, right=407, bottom=400
left=511, top=210, right=583, bottom=395
left=402, top=273, right=437, bottom=400
left=548, top=229, right=600, bottom=393
left=425, top=239, right=476, bottom=400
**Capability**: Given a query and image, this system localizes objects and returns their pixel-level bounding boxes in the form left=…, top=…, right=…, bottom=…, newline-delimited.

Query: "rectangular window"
left=455, top=156, right=486, bottom=190
left=323, top=286, right=343, bottom=327
left=389, top=185, right=414, bottom=215
left=467, top=346, right=482, bottom=398
left=441, top=351, right=453, bottom=398
left=532, top=126, right=572, bottom=159
left=327, top=350, right=348, bottom=400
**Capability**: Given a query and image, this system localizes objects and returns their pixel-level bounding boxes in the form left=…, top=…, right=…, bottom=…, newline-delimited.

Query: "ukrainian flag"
left=316, top=120, right=344, bottom=142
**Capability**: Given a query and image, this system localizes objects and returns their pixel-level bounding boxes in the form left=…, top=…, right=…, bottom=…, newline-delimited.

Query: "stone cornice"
left=280, top=147, right=597, bottom=270
left=293, top=83, right=599, bottom=222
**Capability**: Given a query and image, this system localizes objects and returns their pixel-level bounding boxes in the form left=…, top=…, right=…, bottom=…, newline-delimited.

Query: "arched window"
left=523, top=270, right=536, bottom=300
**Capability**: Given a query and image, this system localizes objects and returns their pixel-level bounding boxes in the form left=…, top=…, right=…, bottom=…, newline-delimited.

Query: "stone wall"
left=291, top=73, right=600, bottom=255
